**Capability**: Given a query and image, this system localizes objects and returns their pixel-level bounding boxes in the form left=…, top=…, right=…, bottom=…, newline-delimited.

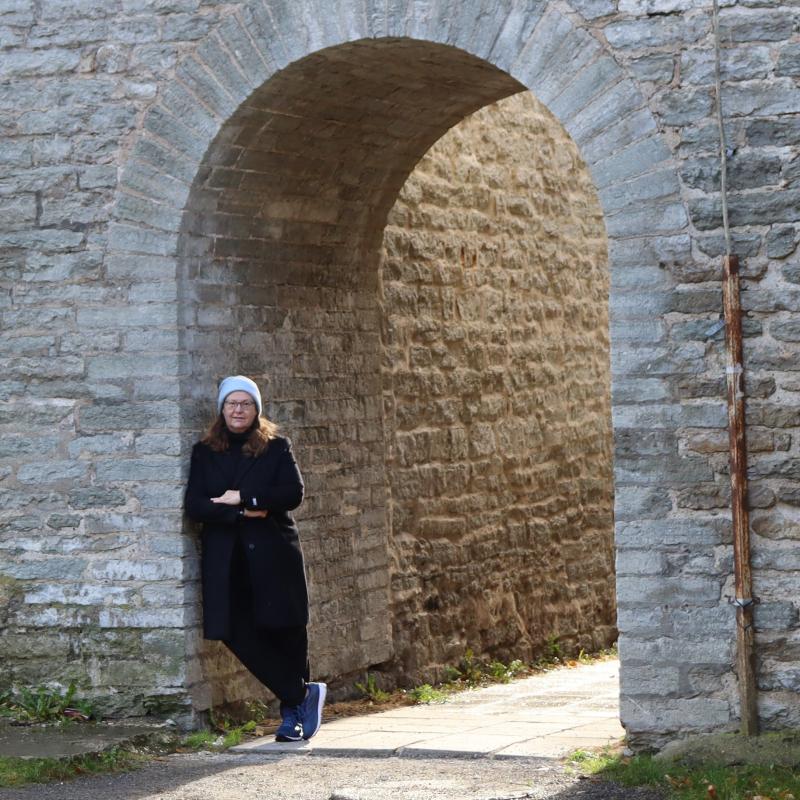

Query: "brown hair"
left=201, top=414, right=279, bottom=457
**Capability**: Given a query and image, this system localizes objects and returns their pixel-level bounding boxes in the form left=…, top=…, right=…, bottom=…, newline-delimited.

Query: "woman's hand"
left=243, top=509, right=268, bottom=519
left=211, top=489, right=241, bottom=505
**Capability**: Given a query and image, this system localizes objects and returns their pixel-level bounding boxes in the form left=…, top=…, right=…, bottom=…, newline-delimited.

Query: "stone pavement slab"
left=232, top=659, right=624, bottom=759
left=0, top=720, right=168, bottom=759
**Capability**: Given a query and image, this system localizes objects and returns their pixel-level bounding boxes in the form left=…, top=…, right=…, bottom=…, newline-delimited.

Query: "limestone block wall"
left=380, top=92, right=615, bottom=685
left=0, top=0, right=798, bottom=747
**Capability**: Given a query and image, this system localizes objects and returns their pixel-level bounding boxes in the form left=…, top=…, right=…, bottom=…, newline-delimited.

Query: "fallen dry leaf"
left=665, top=774, right=692, bottom=789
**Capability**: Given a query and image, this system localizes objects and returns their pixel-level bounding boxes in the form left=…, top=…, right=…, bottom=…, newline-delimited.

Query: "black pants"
left=224, top=536, right=309, bottom=707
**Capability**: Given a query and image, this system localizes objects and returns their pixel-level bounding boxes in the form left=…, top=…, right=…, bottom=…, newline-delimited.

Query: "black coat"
left=184, top=435, right=309, bottom=639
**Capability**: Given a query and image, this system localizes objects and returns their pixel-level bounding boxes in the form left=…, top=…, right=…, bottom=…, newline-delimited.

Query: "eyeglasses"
left=223, top=400, right=255, bottom=410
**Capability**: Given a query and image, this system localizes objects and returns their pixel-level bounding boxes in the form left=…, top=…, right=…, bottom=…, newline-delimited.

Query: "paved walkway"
left=3, top=660, right=633, bottom=800
left=233, top=659, right=624, bottom=759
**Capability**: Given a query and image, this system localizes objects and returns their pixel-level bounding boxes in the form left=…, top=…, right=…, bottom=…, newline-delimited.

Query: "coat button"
left=248, top=543, right=255, bottom=550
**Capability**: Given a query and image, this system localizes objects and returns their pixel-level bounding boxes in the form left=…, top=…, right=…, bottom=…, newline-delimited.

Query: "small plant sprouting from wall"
left=0, top=684, right=93, bottom=724
left=354, top=673, right=391, bottom=703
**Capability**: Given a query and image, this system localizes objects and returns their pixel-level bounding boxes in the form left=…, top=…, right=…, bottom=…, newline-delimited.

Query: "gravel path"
left=0, top=752, right=664, bottom=800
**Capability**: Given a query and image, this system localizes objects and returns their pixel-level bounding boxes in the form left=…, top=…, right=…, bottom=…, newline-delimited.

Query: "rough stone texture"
left=380, top=92, right=615, bottom=686
left=0, top=0, right=797, bottom=750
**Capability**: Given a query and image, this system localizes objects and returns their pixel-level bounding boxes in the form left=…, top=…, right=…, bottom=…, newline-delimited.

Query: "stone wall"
left=380, top=91, right=615, bottom=686
left=0, top=0, right=798, bottom=747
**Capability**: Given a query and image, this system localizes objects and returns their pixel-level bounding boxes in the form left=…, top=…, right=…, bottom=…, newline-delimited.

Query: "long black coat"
left=184, top=435, right=309, bottom=639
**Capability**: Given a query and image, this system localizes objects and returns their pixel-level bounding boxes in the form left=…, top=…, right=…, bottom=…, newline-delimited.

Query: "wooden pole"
left=722, top=253, right=758, bottom=736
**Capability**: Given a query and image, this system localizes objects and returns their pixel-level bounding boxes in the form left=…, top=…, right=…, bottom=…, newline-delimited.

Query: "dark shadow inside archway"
left=177, top=38, right=614, bottom=710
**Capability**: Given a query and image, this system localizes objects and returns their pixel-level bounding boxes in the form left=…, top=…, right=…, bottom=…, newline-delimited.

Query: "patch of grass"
left=456, top=648, right=486, bottom=687
left=355, top=672, right=391, bottom=704
left=407, top=684, right=450, bottom=704
left=545, top=634, right=562, bottom=661
left=222, top=729, right=244, bottom=748
left=183, top=719, right=259, bottom=752
left=488, top=658, right=527, bottom=683
left=0, top=747, right=142, bottom=789
left=568, top=747, right=800, bottom=800
left=182, top=730, right=217, bottom=750
left=444, top=650, right=530, bottom=688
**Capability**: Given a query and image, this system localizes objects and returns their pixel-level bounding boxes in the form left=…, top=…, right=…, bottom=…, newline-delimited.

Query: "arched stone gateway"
left=1, top=1, right=798, bottom=749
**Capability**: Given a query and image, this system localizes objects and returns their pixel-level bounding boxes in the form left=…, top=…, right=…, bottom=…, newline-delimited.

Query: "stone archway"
left=109, top=0, right=688, bottom=740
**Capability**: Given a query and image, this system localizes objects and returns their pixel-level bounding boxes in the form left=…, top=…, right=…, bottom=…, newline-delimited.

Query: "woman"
left=184, top=375, right=326, bottom=741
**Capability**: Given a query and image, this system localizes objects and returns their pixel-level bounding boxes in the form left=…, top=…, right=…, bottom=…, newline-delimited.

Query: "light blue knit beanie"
left=217, top=375, right=262, bottom=415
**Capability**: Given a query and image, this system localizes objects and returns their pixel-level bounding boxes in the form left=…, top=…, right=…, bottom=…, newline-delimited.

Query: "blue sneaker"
left=300, top=682, right=327, bottom=740
left=275, top=704, right=303, bottom=742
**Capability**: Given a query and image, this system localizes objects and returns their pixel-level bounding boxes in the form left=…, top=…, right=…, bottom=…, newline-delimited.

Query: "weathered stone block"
left=627, top=53, right=675, bottom=84
left=753, top=543, right=800, bottom=574
left=777, top=42, right=800, bottom=77
left=771, top=318, right=800, bottom=343
left=579, top=102, right=657, bottom=165
left=568, top=0, right=615, bottom=18
left=95, top=457, right=183, bottom=482
left=606, top=202, right=687, bottom=237
left=133, top=484, right=184, bottom=509
left=549, top=56, right=623, bottom=123
left=3, top=557, right=88, bottom=580
left=17, top=460, right=89, bottom=483
left=747, top=406, right=800, bottom=429
left=746, top=116, right=800, bottom=148
left=78, top=402, right=180, bottom=432
left=0, top=632, right=71, bottom=658
left=77, top=303, right=177, bottom=328
left=656, top=87, right=715, bottom=126
left=0, top=48, right=81, bottom=77
left=766, top=226, right=798, bottom=259
left=751, top=511, right=800, bottom=542
left=722, top=79, right=800, bottom=117
left=690, top=190, right=800, bottom=230
left=99, top=607, right=184, bottom=628
left=677, top=483, right=731, bottom=510
left=67, top=433, right=133, bottom=457
left=616, top=455, right=713, bottom=485
left=754, top=602, right=800, bottom=631
left=88, top=559, right=182, bottom=581
left=619, top=0, right=700, bottom=11
left=681, top=46, right=772, bottom=85
left=620, top=635, right=733, bottom=666
left=68, top=486, right=127, bottom=509
left=46, top=513, right=81, bottom=529
left=591, top=136, right=672, bottom=189
left=616, top=549, right=665, bottom=576
left=694, top=232, right=762, bottom=259
left=719, top=8, right=795, bottom=42
left=681, top=153, right=783, bottom=193
left=615, top=487, right=673, bottom=520
left=604, top=14, right=709, bottom=50
left=616, top=518, right=730, bottom=548
left=620, top=663, right=681, bottom=696
left=612, top=377, right=670, bottom=403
